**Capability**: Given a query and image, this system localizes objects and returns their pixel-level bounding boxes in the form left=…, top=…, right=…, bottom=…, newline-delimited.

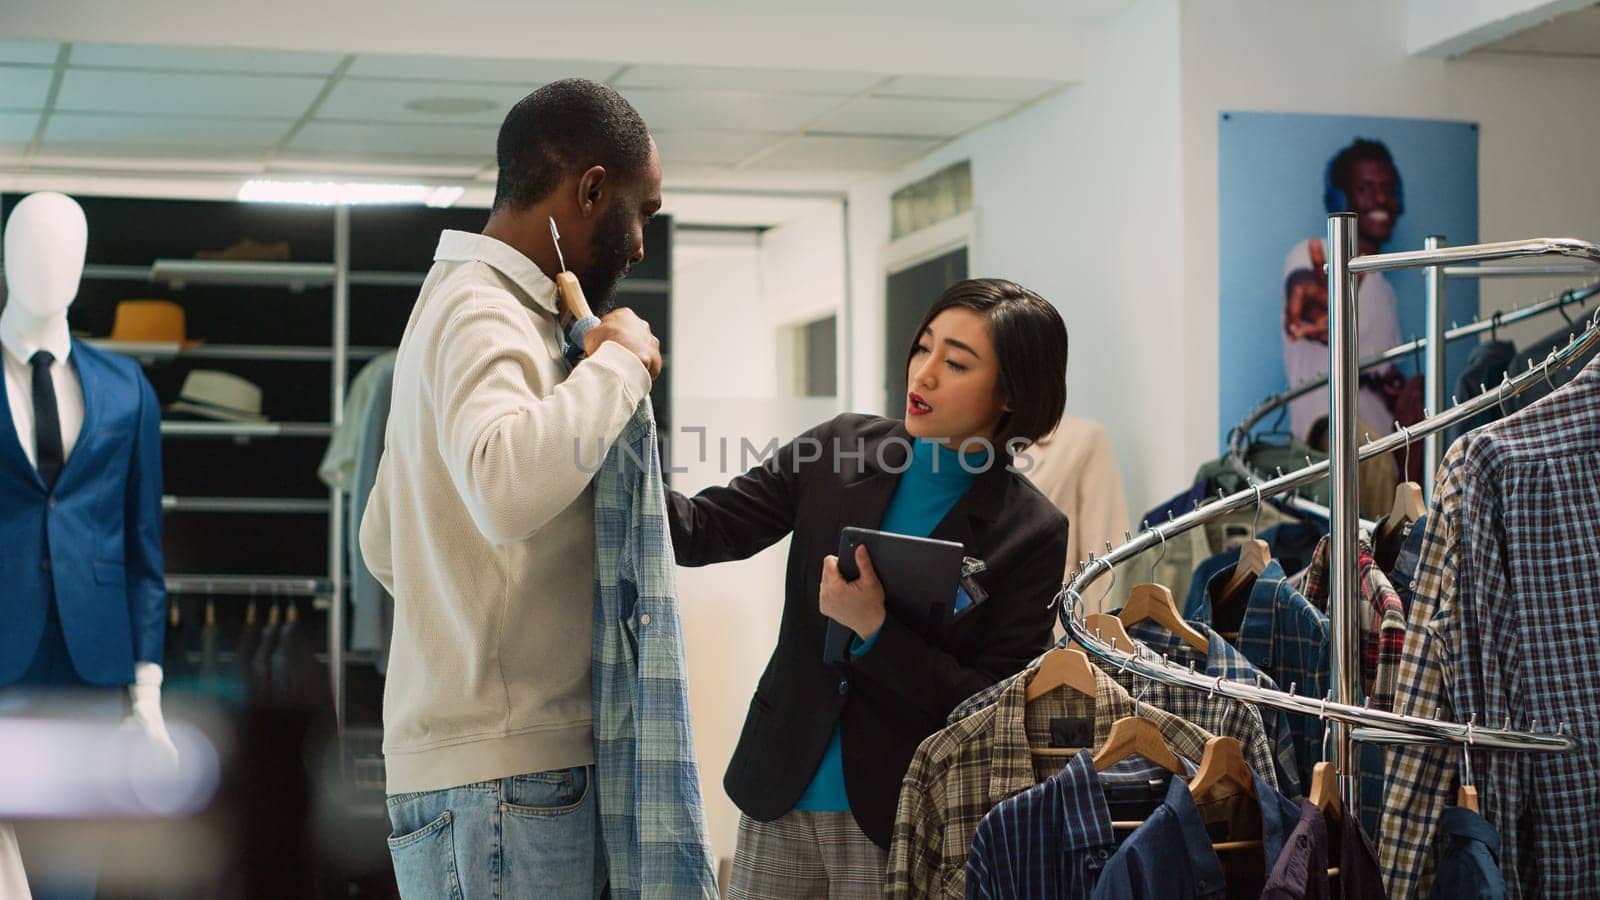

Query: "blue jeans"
left=385, top=766, right=605, bottom=900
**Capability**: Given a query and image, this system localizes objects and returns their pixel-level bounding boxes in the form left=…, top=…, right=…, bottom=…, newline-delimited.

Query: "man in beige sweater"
left=359, top=79, right=662, bottom=897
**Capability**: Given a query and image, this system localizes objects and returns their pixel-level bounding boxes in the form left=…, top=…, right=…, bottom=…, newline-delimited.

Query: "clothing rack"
left=1223, top=278, right=1600, bottom=507
left=1063, top=228, right=1600, bottom=806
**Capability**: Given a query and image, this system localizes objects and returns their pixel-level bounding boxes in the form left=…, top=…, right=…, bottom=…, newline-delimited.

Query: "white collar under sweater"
left=433, top=229, right=562, bottom=319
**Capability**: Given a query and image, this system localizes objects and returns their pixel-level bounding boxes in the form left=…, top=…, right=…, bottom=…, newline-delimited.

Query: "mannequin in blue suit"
left=1, top=192, right=174, bottom=899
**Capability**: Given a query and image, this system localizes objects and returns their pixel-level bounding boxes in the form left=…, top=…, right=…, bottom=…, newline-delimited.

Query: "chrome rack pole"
left=1327, top=213, right=1364, bottom=811
left=1424, top=236, right=1447, bottom=496
left=330, top=204, right=350, bottom=733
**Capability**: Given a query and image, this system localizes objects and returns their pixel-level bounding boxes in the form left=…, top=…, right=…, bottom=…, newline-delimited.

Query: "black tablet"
left=823, top=526, right=966, bottom=664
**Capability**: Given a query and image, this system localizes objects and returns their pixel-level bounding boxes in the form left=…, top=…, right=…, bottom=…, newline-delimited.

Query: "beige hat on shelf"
left=167, top=370, right=267, bottom=423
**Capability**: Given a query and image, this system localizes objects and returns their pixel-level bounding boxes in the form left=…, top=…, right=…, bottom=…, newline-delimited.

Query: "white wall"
left=847, top=0, right=1184, bottom=522
left=671, top=217, right=843, bottom=865
left=1177, top=0, right=1600, bottom=476
left=845, top=0, right=1600, bottom=520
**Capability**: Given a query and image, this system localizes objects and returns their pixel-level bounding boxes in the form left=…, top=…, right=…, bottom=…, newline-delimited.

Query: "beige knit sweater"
left=360, top=230, right=649, bottom=794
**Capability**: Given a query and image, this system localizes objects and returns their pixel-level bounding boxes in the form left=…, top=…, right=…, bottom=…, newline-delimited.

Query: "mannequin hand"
left=124, top=662, right=179, bottom=770
left=819, top=544, right=887, bottom=640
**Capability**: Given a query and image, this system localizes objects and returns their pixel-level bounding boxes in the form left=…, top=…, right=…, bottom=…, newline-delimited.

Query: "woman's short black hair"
left=906, top=278, right=1068, bottom=446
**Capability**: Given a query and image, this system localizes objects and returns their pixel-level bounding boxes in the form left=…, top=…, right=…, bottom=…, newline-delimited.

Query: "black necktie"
left=30, top=350, right=63, bottom=490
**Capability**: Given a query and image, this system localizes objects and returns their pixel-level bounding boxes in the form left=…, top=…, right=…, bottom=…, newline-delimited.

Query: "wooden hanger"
left=1084, top=613, right=1139, bottom=654
left=1309, top=761, right=1342, bottom=823
left=1189, top=736, right=1256, bottom=801
left=1118, top=583, right=1208, bottom=653
left=1457, top=726, right=1480, bottom=812
left=1378, top=481, right=1427, bottom=546
left=1025, top=646, right=1101, bottom=758
left=1219, top=538, right=1271, bottom=602
left=1093, top=715, right=1185, bottom=775
left=1025, top=646, right=1098, bottom=703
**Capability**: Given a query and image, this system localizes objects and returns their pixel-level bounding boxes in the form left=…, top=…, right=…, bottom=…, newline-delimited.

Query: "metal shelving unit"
left=161, top=421, right=335, bottom=439
left=93, top=208, right=367, bottom=733
left=91, top=340, right=388, bottom=364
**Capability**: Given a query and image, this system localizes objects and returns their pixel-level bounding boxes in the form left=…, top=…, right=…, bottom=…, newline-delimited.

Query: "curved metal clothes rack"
left=1060, top=232, right=1600, bottom=777
left=1224, top=279, right=1600, bottom=499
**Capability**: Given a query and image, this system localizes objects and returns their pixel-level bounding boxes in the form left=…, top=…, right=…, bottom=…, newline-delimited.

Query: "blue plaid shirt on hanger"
left=592, top=398, right=718, bottom=899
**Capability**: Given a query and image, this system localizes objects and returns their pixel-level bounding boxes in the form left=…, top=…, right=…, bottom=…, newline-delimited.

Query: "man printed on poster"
left=1281, top=138, right=1406, bottom=438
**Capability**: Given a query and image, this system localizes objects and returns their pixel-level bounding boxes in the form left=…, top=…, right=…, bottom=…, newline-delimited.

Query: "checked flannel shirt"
left=1188, top=560, right=1329, bottom=792
left=888, top=662, right=1216, bottom=898
left=592, top=400, right=718, bottom=898
left=948, top=637, right=1282, bottom=795
left=1297, top=536, right=1407, bottom=712
left=1123, top=619, right=1301, bottom=798
left=1380, top=355, right=1600, bottom=899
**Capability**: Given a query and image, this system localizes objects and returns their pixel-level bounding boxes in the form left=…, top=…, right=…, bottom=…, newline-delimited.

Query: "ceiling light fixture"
left=238, top=179, right=465, bottom=207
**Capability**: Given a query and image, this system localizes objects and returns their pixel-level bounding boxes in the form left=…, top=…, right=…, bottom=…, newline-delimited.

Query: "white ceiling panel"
left=31, top=144, right=267, bottom=167
left=616, top=64, right=885, bottom=95
left=0, top=41, right=59, bottom=66
left=652, top=129, right=784, bottom=166
left=811, top=96, right=1013, bottom=138
left=346, top=53, right=620, bottom=84
left=289, top=121, right=497, bottom=160
left=317, top=78, right=530, bottom=125
left=747, top=134, right=939, bottom=171
left=0, top=111, right=40, bottom=142
left=43, top=112, right=292, bottom=147
left=70, top=43, right=344, bottom=75
left=621, top=88, right=843, bottom=133
left=0, top=67, right=56, bottom=111
left=873, top=74, right=1064, bottom=101
left=56, top=70, right=324, bottom=118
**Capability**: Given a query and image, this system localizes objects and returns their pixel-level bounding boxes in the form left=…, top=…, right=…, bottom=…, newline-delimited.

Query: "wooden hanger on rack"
left=1118, top=583, right=1208, bottom=653
left=1309, top=761, right=1342, bottom=824
left=1025, top=646, right=1098, bottom=703
left=1458, top=720, right=1481, bottom=812
left=1083, top=612, right=1139, bottom=654
left=1218, top=484, right=1272, bottom=605
left=1093, top=715, right=1185, bottom=775
left=1190, top=736, right=1256, bottom=801
left=1378, top=423, right=1428, bottom=547
left=1025, top=646, right=1100, bottom=758
left=1190, top=736, right=1264, bottom=853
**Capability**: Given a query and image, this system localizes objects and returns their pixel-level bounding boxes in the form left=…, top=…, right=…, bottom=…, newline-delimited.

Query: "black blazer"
left=667, top=413, right=1069, bottom=848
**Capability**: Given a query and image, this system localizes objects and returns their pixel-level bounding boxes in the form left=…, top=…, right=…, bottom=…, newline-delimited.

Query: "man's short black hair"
left=493, top=78, right=653, bottom=213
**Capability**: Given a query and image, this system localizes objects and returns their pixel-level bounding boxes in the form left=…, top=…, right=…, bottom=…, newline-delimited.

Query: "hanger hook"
left=1250, top=481, right=1264, bottom=536
left=1147, top=525, right=1169, bottom=583
left=1397, top=421, right=1413, bottom=480
left=1462, top=714, right=1476, bottom=788
left=1096, top=556, right=1118, bottom=612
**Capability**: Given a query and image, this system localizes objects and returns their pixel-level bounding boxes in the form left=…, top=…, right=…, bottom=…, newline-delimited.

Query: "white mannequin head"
left=3, top=192, right=88, bottom=322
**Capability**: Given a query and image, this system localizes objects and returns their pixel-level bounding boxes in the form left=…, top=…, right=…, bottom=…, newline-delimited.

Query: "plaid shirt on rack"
left=1381, top=354, right=1600, bottom=899
left=964, top=751, right=1195, bottom=899
left=1124, top=620, right=1300, bottom=797
left=888, top=663, right=1216, bottom=898
left=1188, top=560, right=1329, bottom=791
left=1299, top=536, right=1407, bottom=712
left=947, top=632, right=1285, bottom=795
left=592, top=400, right=718, bottom=899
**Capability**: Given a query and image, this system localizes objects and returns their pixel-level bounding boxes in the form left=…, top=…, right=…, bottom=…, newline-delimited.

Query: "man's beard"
left=578, top=204, right=634, bottom=315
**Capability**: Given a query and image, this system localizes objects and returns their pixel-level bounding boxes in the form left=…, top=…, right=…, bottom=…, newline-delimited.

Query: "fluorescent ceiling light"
left=238, top=179, right=465, bottom=207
